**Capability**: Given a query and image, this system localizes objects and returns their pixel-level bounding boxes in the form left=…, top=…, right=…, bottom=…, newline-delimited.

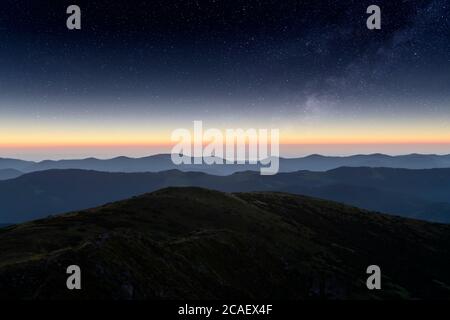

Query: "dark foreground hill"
left=0, top=187, right=449, bottom=300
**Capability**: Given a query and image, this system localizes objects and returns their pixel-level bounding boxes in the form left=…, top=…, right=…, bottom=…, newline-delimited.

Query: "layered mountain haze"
left=2, top=153, right=450, bottom=175
left=1, top=166, right=450, bottom=224
left=1, top=187, right=449, bottom=299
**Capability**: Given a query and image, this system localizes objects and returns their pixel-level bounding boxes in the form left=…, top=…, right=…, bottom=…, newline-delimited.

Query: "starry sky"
left=1, top=0, right=450, bottom=159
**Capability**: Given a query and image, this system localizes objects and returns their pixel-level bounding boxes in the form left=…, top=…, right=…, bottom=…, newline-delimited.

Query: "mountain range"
left=1, top=187, right=449, bottom=299
left=1, top=167, right=450, bottom=224
left=2, top=153, right=450, bottom=177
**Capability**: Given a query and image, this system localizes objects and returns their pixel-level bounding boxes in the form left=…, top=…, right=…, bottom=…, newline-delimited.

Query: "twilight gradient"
left=1, top=0, right=450, bottom=159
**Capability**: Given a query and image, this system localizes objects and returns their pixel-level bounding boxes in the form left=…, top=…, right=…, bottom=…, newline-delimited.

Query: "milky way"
left=0, top=0, right=449, bottom=158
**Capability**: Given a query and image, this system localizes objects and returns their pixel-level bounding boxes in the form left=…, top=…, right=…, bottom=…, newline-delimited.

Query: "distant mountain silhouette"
left=2, top=155, right=257, bottom=175
left=281, top=153, right=450, bottom=171
left=0, top=168, right=23, bottom=180
left=2, top=153, right=450, bottom=174
left=0, top=158, right=33, bottom=171
left=1, top=187, right=449, bottom=299
left=1, top=167, right=450, bottom=223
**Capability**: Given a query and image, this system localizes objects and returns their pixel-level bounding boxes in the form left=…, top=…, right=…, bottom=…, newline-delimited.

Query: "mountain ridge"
left=2, top=153, right=450, bottom=175
left=1, top=167, right=450, bottom=224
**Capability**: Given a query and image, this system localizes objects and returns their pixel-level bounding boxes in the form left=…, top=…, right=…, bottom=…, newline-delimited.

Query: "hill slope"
left=0, top=168, right=23, bottom=180
left=0, top=187, right=449, bottom=299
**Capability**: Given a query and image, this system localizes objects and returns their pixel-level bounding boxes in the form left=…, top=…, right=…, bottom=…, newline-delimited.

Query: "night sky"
left=1, top=0, right=450, bottom=159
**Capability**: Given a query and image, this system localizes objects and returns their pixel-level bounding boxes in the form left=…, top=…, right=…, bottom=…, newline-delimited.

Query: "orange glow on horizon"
left=2, top=137, right=450, bottom=149
left=2, top=121, right=450, bottom=149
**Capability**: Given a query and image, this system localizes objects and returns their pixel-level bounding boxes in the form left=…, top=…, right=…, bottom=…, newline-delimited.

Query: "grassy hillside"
left=0, top=187, right=449, bottom=300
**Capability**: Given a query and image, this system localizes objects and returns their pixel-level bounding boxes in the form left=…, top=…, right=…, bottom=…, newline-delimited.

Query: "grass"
left=0, top=187, right=449, bottom=299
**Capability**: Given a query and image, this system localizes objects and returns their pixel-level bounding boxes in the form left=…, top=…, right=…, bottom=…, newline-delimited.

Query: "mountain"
left=0, top=187, right=449, bottom=299
left=15, top=154, right=259, bottom=175
left=0, top=168, right=23, bottom=180
left=3, top=153, right=450, bottom=174
left=1, top=167, right=450, bottom=224
left=0, top=158, right=33, bottom=171
left=280, top=153, right=450, bottom=171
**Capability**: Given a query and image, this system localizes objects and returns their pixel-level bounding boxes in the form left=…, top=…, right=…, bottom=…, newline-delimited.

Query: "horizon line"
left=2, top=152, right=450, bottom=163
